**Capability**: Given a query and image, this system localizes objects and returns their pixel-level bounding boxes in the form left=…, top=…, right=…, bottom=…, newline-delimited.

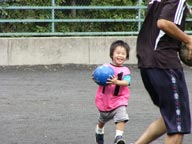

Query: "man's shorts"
left=140, top=68, right=191, bottom=135
left=98, top=106, right=129, bottom=124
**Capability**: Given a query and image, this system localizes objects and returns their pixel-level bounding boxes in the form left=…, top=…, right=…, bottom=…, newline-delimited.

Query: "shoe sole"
left=116, top=140, right=125, bottom=144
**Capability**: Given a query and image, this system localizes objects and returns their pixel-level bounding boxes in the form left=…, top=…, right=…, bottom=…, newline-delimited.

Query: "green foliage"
left=0, top=0, right=143, bottom=35
left=0, top=0, right=65, bottom=33
left=55, top=0, right=142, bottom=34
left=84, top=0, right=138, bottom=32
left=186, top=2, right=192, bottom=31
left=1, top=0, right=191, bottom=36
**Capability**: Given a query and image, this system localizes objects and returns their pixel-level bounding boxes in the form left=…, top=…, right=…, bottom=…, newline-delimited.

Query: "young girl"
left=93, top=40, right=131, bottom=144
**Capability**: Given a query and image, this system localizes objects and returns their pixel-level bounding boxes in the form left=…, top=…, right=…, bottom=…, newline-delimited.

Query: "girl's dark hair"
left=109, top=40, right=130, bottom=60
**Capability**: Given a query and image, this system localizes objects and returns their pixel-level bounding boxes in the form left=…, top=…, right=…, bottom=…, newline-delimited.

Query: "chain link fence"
left=0, top=0, right=191, bottom=36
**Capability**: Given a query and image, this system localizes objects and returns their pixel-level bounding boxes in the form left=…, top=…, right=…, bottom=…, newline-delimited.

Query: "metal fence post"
left=51, top=0, right=55, bottom=33
left=138, top=0, right=142, bottom=31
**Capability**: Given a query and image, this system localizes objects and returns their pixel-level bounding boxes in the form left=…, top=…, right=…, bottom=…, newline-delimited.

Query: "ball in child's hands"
left=93, top=65, right=114, bottom=86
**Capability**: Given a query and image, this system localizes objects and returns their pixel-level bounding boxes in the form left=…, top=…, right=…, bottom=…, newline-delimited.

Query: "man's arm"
left=157, top=19, right=192, bottom=59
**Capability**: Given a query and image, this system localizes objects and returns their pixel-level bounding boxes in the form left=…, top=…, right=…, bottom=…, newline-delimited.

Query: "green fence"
left=0, top=0, right=191, bottom=37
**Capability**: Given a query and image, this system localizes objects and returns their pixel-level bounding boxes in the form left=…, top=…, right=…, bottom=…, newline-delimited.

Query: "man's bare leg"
left=164, top=133, right=183, bottom=144
left=134, top=117, right=166, bottom=144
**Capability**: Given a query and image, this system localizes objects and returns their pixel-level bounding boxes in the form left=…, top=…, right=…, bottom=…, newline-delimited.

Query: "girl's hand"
left=106, top=75, right=117, bottom=85
left=91, top=73, right=95, bottom=81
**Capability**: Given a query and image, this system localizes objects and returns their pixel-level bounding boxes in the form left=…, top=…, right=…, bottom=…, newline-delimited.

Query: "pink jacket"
left=95, top=63, right=130, bottom=111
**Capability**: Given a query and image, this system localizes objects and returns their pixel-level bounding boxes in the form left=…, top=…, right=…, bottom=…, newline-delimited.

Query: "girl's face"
left=111, top=46, right=127, bottom=66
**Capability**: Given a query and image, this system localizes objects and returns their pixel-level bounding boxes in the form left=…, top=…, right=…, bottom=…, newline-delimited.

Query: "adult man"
left=135, top=0, right=192, bottom=144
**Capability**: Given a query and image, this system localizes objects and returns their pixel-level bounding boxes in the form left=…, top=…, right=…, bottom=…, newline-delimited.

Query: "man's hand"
left=185, top=36, right=192, bottom=60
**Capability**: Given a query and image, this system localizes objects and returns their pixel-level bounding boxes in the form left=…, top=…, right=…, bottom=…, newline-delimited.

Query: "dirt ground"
left=0, top=64, right=191, bottom=144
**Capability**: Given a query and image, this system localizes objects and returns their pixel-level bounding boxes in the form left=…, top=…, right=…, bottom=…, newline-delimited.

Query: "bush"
left=0, top=0, right=191, bottom=36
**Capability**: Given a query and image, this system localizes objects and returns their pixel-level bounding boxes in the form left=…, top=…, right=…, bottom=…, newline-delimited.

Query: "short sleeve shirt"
left=137, top=0, right=187, bottom=69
